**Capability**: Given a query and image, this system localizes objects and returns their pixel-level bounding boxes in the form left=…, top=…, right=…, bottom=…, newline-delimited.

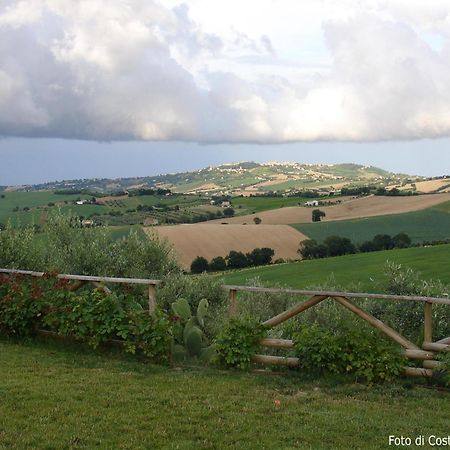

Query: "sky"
left=0, top=0, right=450, bottom=184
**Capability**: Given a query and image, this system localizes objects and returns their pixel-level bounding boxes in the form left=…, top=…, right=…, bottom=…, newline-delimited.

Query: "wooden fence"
left=1, top=269, right=449, bottom=377
left=0, top=268, right=161, bottom=314
left=223, top=285, right=450, bottom=378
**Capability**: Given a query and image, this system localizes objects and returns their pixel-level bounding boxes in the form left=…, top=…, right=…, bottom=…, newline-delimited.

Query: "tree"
left=298, top=239, right=328, bottom=259
left=324, top=236, right=356, bottom=257
left=226, top=250, right=249, bottom=269
left=253, top=217, right=262, bottom=224
left=223, top=207, right=235, bottom=217
left=190, top=256, right=209, bottom=274
left=246, top=247, right=274, bottom=266
left=312, top=209, right=326, bottom=222
left=371, top=234, right=394, bottom=251
left=392, top=232, right=412, bottom=249
left=209, top=256, right=227, bottom=271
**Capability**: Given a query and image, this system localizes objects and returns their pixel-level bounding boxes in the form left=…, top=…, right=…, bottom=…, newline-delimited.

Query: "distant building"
left=81, top=219, right=94, bottom=227
left=304, top=200, right=319, bottom=207
left=221, top=201, right=231, bottom=208
left=76, top=200, right=87, bottom=205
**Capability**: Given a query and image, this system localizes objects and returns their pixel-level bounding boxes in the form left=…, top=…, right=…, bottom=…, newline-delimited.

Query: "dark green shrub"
left=293, top=323, right=405, bottom=383
left=214, top=318, right=267, bottom=370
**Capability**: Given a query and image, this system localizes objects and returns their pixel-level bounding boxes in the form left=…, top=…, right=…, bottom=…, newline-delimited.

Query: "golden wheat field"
left=145, top=224, right=308, bottom=269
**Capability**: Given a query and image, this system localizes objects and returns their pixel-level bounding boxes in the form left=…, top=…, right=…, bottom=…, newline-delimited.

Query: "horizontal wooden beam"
left=252, top=354, right=300, bottom=367
left=404, top=367, right=433, bottom=378
left=259, top=342, right=433, bottom=360
left=222, top=285, right=450, bottom=305
left=260, top=338, right=294, bottom=349
left=423, top=342, right=450, bottom=352
left=0, top=268, right=161, bottom=285
left=253, top=353, right=435, bottom=378
left=436, top=336, right=450, bottom=345
left=423, top=360, right=441, bottom=369
left=263, top=295, right=327, bottom=327
left=404, top=349, right=435, bottom=360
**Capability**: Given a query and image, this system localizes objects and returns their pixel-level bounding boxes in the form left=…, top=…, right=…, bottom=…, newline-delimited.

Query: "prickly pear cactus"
left=171, top=297, right=213, bottom=362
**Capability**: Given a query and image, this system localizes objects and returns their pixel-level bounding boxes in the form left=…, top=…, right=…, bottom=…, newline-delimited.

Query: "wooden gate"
left=224, top=285, right=450, bottom=377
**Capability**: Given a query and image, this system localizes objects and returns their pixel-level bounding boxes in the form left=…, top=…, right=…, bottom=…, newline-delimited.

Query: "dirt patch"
left=146, top=224, right=308, bottom=270
left=206, top=193, right=450, bottom=225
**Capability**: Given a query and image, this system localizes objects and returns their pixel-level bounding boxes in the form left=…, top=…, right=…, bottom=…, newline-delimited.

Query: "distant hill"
left=7, top=161, right=434, bottom=195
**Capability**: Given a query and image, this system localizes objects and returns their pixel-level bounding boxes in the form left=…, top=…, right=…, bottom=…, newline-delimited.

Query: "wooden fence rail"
left=222, top=285, right=450, bottom=378
left=1, top=268, right=449, bottom=377
left=0, top=268, right=161, bottom=314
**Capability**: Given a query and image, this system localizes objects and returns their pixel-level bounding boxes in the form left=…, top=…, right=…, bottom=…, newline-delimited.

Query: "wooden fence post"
left=148, top=284, right=157, bottom=315
left=229, top=289, right=237, bottom=317
left=424, top=302, right=433, bottom=343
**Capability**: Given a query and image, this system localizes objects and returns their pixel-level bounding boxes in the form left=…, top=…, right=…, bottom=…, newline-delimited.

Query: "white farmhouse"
left=304, top=200, right=319, bottom=207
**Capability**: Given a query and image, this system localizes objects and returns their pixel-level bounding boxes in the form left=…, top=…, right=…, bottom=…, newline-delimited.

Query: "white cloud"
left=1, top=0, right=450, bottom=142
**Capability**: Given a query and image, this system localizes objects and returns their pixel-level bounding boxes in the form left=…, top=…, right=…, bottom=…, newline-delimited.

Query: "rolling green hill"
left=293, top=202, right=450, bottom=244
left=220, top=244, right=450, bottom=291
left=0, top=191, right=215, bottom=227
left=9, top=161, right=421, bottom=195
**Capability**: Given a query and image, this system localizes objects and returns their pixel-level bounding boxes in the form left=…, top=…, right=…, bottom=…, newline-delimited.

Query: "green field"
left=1, top=337, right=448, bottom=449
left=220, top=245, right=450, bottom=291
left=0, top=191, right=85, bottom=226
left=232, top=196, right=310, bottom=214
left=293, top=202, right=450, bottom=244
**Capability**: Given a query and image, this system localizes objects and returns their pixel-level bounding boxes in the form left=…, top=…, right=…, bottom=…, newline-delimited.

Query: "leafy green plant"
left=0, top=274, right=171, bottom=362
left=0, top=274, right=46, bottom=335
left=170, top=297, right=213, bottom=363
left=214, top=317, right=267, bottom=370
left=293, top=323, right=405, bottom=383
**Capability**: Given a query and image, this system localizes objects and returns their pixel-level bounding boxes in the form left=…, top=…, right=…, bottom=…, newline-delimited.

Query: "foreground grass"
left=0, top=338, right=449, bottom=449
left=293, top=202, right=450, bottom=245
left=221, top=245, right=450, bottom=291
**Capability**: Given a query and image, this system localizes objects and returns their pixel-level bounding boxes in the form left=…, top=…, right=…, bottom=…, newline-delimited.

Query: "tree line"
left=191, top=247, right=275, bottom=273
left=298, top=232, right=413, bottom=260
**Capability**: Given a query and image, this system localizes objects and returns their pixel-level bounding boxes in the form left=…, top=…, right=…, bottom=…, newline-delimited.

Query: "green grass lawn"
left=0, top=337, right=448, bottom=449
left=293, top=202, right=450, bottom=245
left=220, top=245, right=450, bottom=291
